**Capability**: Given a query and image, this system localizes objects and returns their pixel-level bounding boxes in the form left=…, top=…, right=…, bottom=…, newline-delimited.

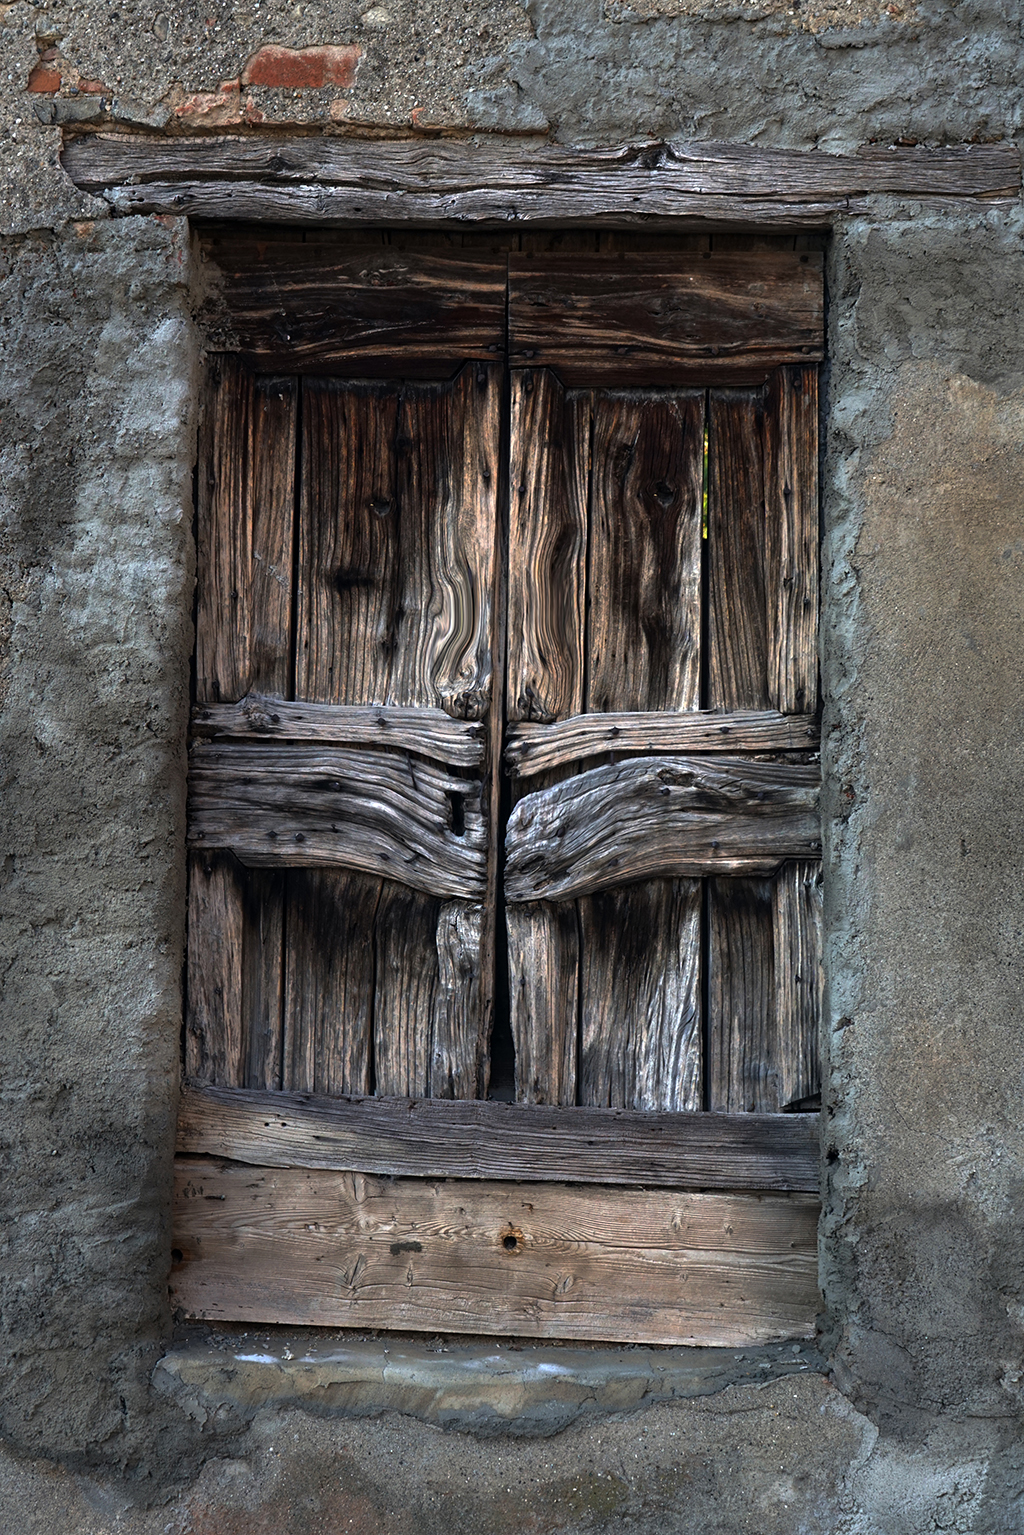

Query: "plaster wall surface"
left=1, top=0, right=1024, bottom=1528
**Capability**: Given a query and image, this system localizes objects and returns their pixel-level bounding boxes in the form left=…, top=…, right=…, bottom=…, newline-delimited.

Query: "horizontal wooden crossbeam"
left=61, top=135, right=1020, bottom=227
left=187, top=741, right=487, bottom=898
left=178, top=1083, right=821, bottom=1191
left=505, top=756, right=821, bottom=901
left=191, top=696, right=487, bottom=768
left=505, top=709, right=819, bottom=777
left=172, top=1153, right=819, bottom=1345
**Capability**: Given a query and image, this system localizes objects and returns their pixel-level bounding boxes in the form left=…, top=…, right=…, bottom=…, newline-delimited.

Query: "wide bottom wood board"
left=173, top=1156, right=819, bottom=1346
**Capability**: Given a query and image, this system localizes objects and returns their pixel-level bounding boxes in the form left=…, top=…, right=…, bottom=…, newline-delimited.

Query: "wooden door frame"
left=61, top=134, right=1019, bottom=229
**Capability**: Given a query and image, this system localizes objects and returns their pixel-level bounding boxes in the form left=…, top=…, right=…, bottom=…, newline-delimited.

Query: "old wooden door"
left=175, top=233, right=824, bottom=1345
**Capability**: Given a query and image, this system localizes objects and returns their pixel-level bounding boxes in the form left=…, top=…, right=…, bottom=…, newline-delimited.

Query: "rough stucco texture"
left=0, top=216, right=198, bottom=1468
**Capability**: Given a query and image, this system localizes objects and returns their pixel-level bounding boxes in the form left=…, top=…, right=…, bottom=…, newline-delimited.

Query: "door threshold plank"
left=177, top=1083, right=820, bottom=1193
left=173, top=1157, right=819, bottom=1347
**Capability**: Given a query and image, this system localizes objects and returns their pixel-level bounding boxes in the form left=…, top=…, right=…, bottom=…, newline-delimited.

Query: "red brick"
left=26, top=64, right=61, bottom=92
left=78, top=77, right=108, bottom=94
left=174, top=78, right=242, bottom=126
left=241, top=43, right=360, bottom=89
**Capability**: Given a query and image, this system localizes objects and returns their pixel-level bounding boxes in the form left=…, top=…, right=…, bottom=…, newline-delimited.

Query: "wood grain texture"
left=186, top=851, right=245, bottom=1086
left=197, top=237, right=506, bottom=373
left=766, top=366, right=819, bottom=715
left=505, top=756, right=821, bottom=902
left=773, top=860, right=823, bottom=1110
left=510, top=254, right=822, bottom=384
left=282, top=869, right=375, bottom=1097
left=187, top=742, right=488, bottom=899
left=195, top=359, right=297, bottom=704
left=297, top=365, right=500, bottom=720
left=240, top=868, right=285, bottom=1091
left=172, top=1157, right=819, bottom=1345
left=708, top=876, right=776, bottom=1113
left=178, top=1083, right=822, bottom=1191
left=579, top=880, right=702, bottom=1111
left=192, top=697, right=486, bottom=767
left=506, top=709, right=819, bottom=777
left=708, top=389, right=769, bottom=710
left=507, top=900, right=579, bottom=1106
left=64, top=135, right=1022, bottom=227
left=507, top=370, right=590, bottom=723
left=374, top=890, right=483, bottom=1099
left=586, top=392, right=704, bottom=712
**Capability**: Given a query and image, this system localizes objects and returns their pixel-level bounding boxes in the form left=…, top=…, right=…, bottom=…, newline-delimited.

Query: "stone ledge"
left=155, top=1331, right=826, bottom=1438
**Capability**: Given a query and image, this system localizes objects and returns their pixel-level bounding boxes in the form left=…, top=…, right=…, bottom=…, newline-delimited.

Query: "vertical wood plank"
left=765, top=365, right=819, bottom=716
left=580, top=880, right=702, bottom=1112
left=708, top=876, right=776, bottom=1112
left=708, top=389, right=769, bottom=711
left=373, top=884, right=439, bottom=1098
left=196, top=359, right=297, bottom=703
left=186, top=850, right=244, bottom=1086
left=773, top=860, right=823, bottom=1109
left=586, top=392, right=704, bottom=713
left=389, top=365, right=501, bottom=720
left=374, top=888, right=483, bottom=1099
left=282, top=870, right=375, bottom=1097
left=572, top=390, right=705, bottom=1111
left=507, top=370, right=591, bottom=723
left=241, top=869, right=285, bottom=1091
left=507, top=900, right=579, bottom=1106
left=296, top=379, right=400, bottom=706
left=295, top=368, right=499, bottom=1100
left=506, top=370, right=589, bottom=1106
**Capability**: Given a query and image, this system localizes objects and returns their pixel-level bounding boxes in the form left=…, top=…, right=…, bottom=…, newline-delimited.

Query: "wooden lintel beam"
left=60, top=135, right=1021, bottom=227
left=177, top=1082, right=821, bottom=1192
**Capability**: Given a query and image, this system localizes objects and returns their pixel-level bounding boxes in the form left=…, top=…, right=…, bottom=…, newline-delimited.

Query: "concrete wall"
left=2, top=0, right=1024, bottom=1528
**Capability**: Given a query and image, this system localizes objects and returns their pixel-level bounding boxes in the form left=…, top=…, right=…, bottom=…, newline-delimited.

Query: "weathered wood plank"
left=187, top=742, right=488, bottom=899
left=186, top=851, right=245, bottom=1086
left=773, top=860, right=823, bottom=1110
left=507, top=900, right=579, bottom=1106
left=507, top=370, right=590, bottom=723
left=586, top=392, right=704, bottom=711
left=195, top=360, right=297, bottom=704
left=510, top=255, right=822, bottom=384
left=178, top=1083, right=822, bottom=1191
left=708, top=389, right=769, bottom=710
left=63, top=136, right=1022, bottom=228
left=506, top=709, right=819, bottom=777
left=241, top=868, right=285, bottom=1092
left=708, top=876, right=776, bottom=1113
left=297, top=365, right=500, bottom=719
left=579, top=880, right=702, bottom=1112
left=197, top=237, right=507, bottom=373
left=192, top=697, right=486, bottom=767
left=172, top=1157, right=819, bottom=1344
left=282, top=869, right=375, bottom=1097
left=505, top=756, right=820, bottom=902
left=766, top=366, right=819, bottom=715
left=374, top=891, right=483, bottom=1099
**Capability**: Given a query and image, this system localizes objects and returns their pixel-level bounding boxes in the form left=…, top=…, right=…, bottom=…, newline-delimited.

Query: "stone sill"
left=156, top=1328, right=826, bottom=1438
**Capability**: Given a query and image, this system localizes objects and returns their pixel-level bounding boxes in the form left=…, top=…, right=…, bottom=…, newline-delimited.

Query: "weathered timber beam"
left=187, top=741, right=487, bottom=899
left=60, top=135, right=1021, bottom=227
left=178, top=1082, right=821, bottom=1192
left=192, top=696, right=486, bottom=768
left=505, top=755, right=820, bottom=901
left=172, top=1155, right=819, bottom=1344
left=505, top=709, right=819, bottom=777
